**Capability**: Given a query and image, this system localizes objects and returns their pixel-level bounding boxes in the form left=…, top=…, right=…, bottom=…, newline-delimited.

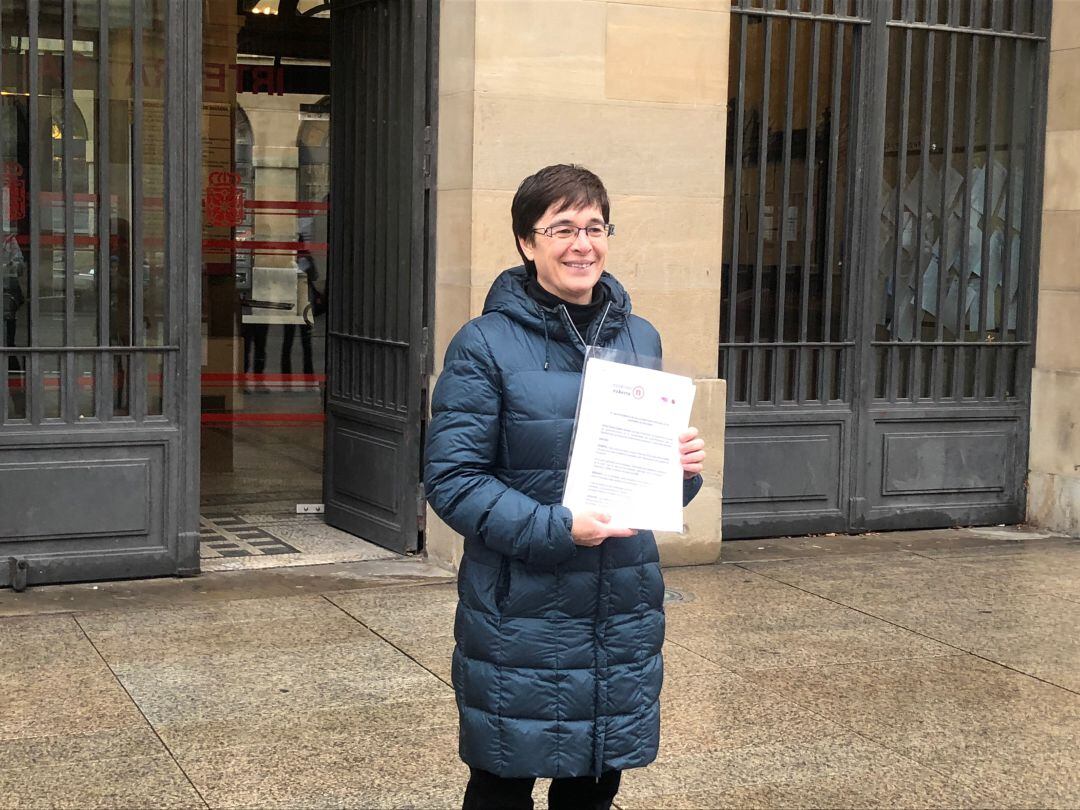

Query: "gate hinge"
left=417, top=483, right=427, bottom=531
left=422, top=125, right=434, bottom=188
left=419, top=326, right=432, bottom=381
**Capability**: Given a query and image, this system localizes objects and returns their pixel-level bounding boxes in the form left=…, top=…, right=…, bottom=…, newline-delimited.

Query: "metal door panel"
left=722, top=412, right=850, bottom=538
left=855, top=405, right=1027, bottom=530
left=720, top=1, right=1048, bottom=540
left=0, top=433, right=174, bottom=587
left=720, top=1, right=867, bottom=538
left=0, top=0, right=202, bottom=587
left=323, top=0, right=435, bottom=553
left=850, top=3, right=1048, bottom=532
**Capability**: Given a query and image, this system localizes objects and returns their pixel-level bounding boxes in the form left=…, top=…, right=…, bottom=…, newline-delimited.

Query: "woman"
left=424, top=164, right=706, bottom=810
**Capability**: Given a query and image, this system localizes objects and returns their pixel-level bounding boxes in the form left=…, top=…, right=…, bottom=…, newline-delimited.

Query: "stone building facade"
left=1029, top=3, right=1080, bottom=537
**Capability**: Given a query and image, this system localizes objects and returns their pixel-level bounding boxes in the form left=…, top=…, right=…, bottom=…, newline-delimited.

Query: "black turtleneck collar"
left=524, top=269, right=608, bottom=338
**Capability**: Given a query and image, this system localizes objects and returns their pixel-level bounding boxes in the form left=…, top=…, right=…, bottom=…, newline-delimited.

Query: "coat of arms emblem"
left=204, top=171, right=245, bottom=228
left=3, top=163, right=26, bottom=224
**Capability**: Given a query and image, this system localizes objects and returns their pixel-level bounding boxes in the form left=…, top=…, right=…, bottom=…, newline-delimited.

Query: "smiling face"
left=518, top=203, right=609, bottom=305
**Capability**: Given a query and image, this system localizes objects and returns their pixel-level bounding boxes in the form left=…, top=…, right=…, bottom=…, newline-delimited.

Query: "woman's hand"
left=571, top=511, right=636, bottom=547
left=679, top=427, right=706, bottom=480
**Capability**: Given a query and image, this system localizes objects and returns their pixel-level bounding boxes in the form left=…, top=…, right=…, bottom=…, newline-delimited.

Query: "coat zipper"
left=561, top=299, right=613, bottom=775
left=561, top=301, right=612, bottom=352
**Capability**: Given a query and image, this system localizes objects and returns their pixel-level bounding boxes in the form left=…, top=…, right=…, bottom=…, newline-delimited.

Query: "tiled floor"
left=1, top=526, right=1078, bottom=809
left=198, top=512, right=399, bottom=572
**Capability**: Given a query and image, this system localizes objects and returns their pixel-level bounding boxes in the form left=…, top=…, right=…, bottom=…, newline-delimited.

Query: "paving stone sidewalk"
left=1, top=527, right=1078, bottom=809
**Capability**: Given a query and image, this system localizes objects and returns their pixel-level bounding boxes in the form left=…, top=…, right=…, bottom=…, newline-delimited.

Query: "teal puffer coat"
left=424, top=266, right=702, bottom=778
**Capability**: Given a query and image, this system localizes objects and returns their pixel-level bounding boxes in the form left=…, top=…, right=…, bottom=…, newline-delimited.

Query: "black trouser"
left=242, top=323, right=268, bottom=374
left=462, top=767, right=621, bottom=810
left=280, top=323, right=313, bottom=375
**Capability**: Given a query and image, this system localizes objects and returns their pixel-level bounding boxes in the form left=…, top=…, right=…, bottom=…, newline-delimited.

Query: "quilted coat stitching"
left=425, top=266, right=701, bottom=779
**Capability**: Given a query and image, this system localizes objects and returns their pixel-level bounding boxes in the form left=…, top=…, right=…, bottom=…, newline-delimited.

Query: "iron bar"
left=96, top=0, right=111, bottom=420
left=359, top=6, right=375, bottom=403
left=396, top=0, right=412, bottom=409
left=28, top=0, right=41, bottom=424
left=0, top=345, right=180, bottom=353
left=725, top=12, right=749, bottom=392
left=161, top=0, right=174, bottom=419
left=63, top=0, right=75, bottom=421
left=888, top=22, right=913, bottom=401
left=885, top=20, right=1044, bottom=42
left=131, top=0, right=146, bottom=422
left=394, top=0, right=409, bottom=409
left=773, top=16, right=798, bottom=402
left=975, top=15, right=1002, bottom=401
left=328, top=332, right=410, bottom=349
left=955, top=33, right=980, bottom=398
left=749, top=12, right=773, bottom=406
left=819, top=18, right=846, bottom=403
left=380, top=2, right=393, bottom=407
left=997, top=37, right=1021, bottom=399
left=932, top=0, right=959, bottom=399
left=367, top=3, right=383, bottom=405
left=911, top=8, right=934, bottom=401
left=0, top=0, right=6, bottom=425
left=870, top=339, right=1027, bottom=346
left=377, top=2, right=393, bottom=407
left=796, top=4, right=823, bottom=403
left=732, top=6, right=870, bottom=25
left=721, top=340, right=856, bottom=347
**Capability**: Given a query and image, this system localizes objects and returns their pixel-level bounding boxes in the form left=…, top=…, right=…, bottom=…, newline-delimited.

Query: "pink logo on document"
left=632, top=386, right=645, bottom=400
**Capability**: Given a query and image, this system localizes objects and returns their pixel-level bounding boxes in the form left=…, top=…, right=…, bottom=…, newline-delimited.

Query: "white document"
left=562, top=358, right=696, bottom=533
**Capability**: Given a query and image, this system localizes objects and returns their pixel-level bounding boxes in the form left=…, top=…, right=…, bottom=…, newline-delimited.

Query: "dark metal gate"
left=720, top=0, right=1049, bottom=539
left=323, top=0, right=436, bottom=554
left=0, top=0, right=202, bottom=586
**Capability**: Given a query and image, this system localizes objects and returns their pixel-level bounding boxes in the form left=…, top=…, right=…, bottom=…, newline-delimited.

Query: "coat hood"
left=482, top=265, right=632, bottom=347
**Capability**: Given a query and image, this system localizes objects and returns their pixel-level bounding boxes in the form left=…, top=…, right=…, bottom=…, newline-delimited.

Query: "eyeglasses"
left=532, top=223, right=615, bottom=241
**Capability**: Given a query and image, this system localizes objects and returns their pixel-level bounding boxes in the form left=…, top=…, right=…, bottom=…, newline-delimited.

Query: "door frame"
left=321, top=0, right=437, bottom=554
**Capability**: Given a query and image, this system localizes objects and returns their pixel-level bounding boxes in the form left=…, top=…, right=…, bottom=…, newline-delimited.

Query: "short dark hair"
left=511, top=164, right=610, bottom=269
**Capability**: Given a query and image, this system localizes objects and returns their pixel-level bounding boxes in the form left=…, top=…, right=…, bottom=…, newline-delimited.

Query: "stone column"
left=1029, top=6, right=1080, bottom=537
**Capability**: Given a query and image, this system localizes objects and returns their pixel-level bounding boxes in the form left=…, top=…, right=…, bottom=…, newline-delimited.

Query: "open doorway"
left=197, top=0, right=437, bottom=567
left=199, top=1, right=330, bottom=516
left=196, top=0, right=398, bottom=569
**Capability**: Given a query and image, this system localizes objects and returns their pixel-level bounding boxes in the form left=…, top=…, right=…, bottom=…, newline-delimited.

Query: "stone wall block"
left=634, top=290, right=722, bottom=379
left=606, top=195, right=724, bottom=291
left=1051, top=1, right=1080, bottom=53
left=1034, top=289, right=1080, bottom=370
left=469, top=190, right=521, bottom=289
left=436, top=189, right=474, bottom=289
left=1047, top=47, right=1080, bottom=132
left=472, top=95, right=726, bottom=197
left=1028, top=368, right=1080, bottom=479
left=437, top=91, right=476, bottom=192
left=434, top=283, right=472, bottom=372
left=1042, top=130, right=1080, bottom=211
left=610, top=0, right=728, bottom=11
left=1027, top=471, right=1080, bottom=537
left=1039, top=211, right=1080, bottom=292
left=606, top=4, right=728, bottom=105
left=439, top=0, right=477, bottom=97
left=474, top=0, right=606, bottom=100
